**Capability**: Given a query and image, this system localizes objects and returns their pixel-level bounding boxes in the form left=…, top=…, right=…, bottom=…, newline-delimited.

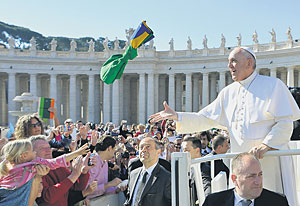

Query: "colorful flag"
left=130, top=21, right=154, bottom=49
left=100, top=21, right=154, bottom=84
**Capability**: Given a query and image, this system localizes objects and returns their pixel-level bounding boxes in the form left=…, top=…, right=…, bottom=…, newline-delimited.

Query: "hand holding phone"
left=88, top=153, right=96, bottom=166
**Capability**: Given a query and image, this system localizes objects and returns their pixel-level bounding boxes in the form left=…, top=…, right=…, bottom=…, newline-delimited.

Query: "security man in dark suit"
left=124, top=137, right=171, bottom=206
left=203, top=152, right=289, bottom=206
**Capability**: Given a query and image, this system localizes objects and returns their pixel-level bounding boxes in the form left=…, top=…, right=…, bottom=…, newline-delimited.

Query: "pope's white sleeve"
left=262, top=118, right=293, bottom=149
left=176, top=112, right=226, bottom=134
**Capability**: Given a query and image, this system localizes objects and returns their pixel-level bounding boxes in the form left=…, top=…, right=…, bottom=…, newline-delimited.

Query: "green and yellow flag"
left=100, top=21, right=154, bottom=84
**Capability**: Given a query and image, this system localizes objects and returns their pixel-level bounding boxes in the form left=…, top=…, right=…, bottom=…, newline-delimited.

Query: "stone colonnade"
left=0, top=66, right=299, bottom=126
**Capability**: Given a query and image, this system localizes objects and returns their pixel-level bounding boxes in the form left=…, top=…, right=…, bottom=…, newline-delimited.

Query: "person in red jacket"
left=31, top=136, right=95, bottom=206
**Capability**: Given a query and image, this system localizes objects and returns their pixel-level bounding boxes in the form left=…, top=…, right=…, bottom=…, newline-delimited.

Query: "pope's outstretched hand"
left=149, top=101, right=178, bottom=122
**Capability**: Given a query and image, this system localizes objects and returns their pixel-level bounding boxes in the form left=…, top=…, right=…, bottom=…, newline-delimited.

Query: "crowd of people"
left=0, top=47, right=297, bottom=206
left=0, top=106, right=231, bottom=206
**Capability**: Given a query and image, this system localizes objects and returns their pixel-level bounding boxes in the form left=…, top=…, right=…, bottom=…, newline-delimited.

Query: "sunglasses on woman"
left=30, top=122, right=42, bottom=128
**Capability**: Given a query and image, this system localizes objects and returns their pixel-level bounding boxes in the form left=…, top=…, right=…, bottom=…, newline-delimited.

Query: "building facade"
left=0, top=37, right=300, bottom=126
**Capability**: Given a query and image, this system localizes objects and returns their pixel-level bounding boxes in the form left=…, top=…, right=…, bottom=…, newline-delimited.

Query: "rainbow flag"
left=38, top=97, right=55, bottom=119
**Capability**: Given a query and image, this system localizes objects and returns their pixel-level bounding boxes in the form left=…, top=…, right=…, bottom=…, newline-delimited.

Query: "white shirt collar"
left=239, top=71, right=258, bottom=87
left=233, top=190, right=254, bottom=206
left=143, top=161, right=158, bottom=177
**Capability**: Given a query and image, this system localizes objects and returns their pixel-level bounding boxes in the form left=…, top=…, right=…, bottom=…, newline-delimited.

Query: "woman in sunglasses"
left=15, top=114, right=44, bottom=139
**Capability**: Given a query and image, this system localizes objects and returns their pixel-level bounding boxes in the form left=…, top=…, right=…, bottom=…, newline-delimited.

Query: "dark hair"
left=200, top=131, right=211, bottom=141
left=15, top=114, right=44, bottom=139
left=121, top=151, right=129, bottom=159
left=95, top=136, right=116, bottom=152
left=183, top=136, right=201, bottom=149
left=212, top=135, right=228, bottom=151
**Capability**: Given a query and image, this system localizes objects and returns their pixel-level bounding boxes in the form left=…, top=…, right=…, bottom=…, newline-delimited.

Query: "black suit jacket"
left=202, top=188, right=289, bottom=206
left=124, top=163, right=171, bottom=206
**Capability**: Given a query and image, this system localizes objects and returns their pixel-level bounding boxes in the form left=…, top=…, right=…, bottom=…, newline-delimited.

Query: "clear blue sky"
left=1, top=0, right=300, bottom=51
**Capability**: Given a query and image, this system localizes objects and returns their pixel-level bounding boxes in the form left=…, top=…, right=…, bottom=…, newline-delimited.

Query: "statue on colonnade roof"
left=187, top=36, right=192, bottom=50
left=87, top=39, right=95, bottom=53
left=50, top=38, right=57, bottom=52
left=252, top=31, right=258, bottom=44
left=269, top=28, right=276, bottom=43
left=169, top=38, right=174, bottom=51
left=220, top=33, right=226, bottom=48
left=203, top=35, right=208, bottom=49
left=70, top=39, right=77, bottom=52
left=236, top=33, right=242, bottom=46
left=30, top=37, right=36, bottom=51
left=286, top=27, right=293, bottom=41
left=114, top=37, right=119, bottom=50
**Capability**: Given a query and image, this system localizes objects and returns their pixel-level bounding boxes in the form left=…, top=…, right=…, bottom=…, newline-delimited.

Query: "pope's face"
left=228, top=48, right=254, bottom=82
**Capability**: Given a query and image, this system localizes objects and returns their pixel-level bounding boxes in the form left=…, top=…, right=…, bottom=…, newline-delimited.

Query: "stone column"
left=270, top=67, right=277, bottom=78
left=8, top=73, right=16, bottom=124
left=82, top=79, right=88, bottom=122
left=280, top=70, right=287, bottom=85
left=30, top=74, right=37, bottom=97
left=103, top=83, right=111, bottom=123
left=76, top=77, right=81, bottom=121
left=219, top=71, right=226, bottom=92
left=49, top=74, right=57, bottom=106
left=154, top=74, right=159, bottom=113
left=94, top=76, right=101, bottom=123
left=210, top=73, right=217, bottom=102
left=287, top=66, right=295, bottom=87
left=168, top=74, right=175, bottom=109
left=119, top=77, right=124, bottom=121
left=0, top=78, right=6, bottom=125
left=185, top=73, right=192, bottom=112
left=147, top=73, right=154, bottom=118
left=202, top=72, right=209, bottom=108
left=147, top=73, right=155, bottom=118
left=192, top=75, right=199, bottom=112
left=123, top=77, right=130, bottom=121
left=56, top=77, right=62, bottom=122
left=138, top=73, right=146, bottom=123
left=158, top=76, right=167, bottom=111
left=87, top=74, right=95, bottom=122
left=112, top=79, right=120, bottom=124
left=69, top=74, right=76, bottom=121
left=30, top=74, right=38, bottom=112
left=176, top=75, right=182, bottom=111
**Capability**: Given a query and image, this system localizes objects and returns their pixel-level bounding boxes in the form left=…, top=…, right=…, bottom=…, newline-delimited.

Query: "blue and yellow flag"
left=130, top=21, right=154, bottom=49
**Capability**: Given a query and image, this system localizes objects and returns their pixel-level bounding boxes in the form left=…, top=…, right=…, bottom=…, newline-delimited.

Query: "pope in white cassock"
left=150, top=47, right=300, bottom=206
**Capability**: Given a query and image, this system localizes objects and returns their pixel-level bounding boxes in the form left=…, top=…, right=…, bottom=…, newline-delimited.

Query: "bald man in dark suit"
left=203, top=153, right=288, bottom=206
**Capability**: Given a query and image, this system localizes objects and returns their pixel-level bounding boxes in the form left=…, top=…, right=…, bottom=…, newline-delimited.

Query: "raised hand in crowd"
left=69, top=140, right=78, bottom=152
left=68, top=156, right=85, bottom=183
left=149, top=101, right=178, bottom=122
left=48, top=107, right=59, bottom=128
left=65, top=143, right=90, bottom=162
left=82, top=152, right=97, bottom=174
left=47, top=126, right=60, bottom=141
left=91, top=130, right=98, bottom=146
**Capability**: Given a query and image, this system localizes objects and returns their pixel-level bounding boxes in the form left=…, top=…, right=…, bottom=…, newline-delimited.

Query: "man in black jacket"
left=203, top=153, right=289, bottom=206
left=125, top=137, right=171, bottom=206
